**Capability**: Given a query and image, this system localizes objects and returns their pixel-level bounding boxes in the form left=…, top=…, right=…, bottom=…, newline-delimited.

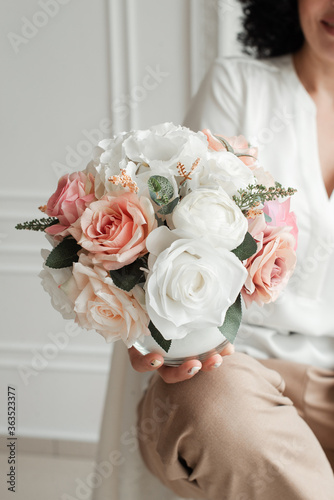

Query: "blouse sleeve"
left=183, top=58, right=246, bottom=136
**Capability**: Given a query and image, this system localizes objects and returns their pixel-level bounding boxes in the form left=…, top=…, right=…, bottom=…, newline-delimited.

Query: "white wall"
left=0, top=0, right=242, bottom=445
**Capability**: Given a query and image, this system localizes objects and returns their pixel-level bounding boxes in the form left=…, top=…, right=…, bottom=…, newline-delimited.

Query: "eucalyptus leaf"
left=232, top=232, right=257, bottom=261
left=149, top=321, right=172, bottom=353
left=157, top=197, right=180, bottom=215
left=264, top=213, right=272, bottom=223
left=45, top=237, right=81, bottom=269
left=235, top=153, right=258, bottom=161
left=218, top=294, right=242, bottom=344
left=214, top=135, right=235, bottom=154
left=148, top=175, right=174, bottom=206
left=109, top=258, right=147, bottom=292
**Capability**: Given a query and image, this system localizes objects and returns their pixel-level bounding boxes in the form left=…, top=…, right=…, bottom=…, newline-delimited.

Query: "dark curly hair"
left=237, top=0, right=305, bottom=58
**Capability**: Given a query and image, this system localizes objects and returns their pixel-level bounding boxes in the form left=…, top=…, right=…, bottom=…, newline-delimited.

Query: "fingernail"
left=188, top=366, right=201, bottom=376
left=214, top=361, right=222, bottom=369
left=150, top=359, right=162, bottom=367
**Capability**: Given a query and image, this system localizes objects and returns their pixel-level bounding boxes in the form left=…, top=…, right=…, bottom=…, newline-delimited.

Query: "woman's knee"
left=138, top=353, right=289, bottom=461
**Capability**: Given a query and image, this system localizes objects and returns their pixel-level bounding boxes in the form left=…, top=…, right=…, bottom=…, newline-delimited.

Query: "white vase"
left=133, top=327, right=229, bottom=366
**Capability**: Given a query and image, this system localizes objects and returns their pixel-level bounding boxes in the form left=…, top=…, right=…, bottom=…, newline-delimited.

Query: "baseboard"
left=0, top=434, right=97, bottom=459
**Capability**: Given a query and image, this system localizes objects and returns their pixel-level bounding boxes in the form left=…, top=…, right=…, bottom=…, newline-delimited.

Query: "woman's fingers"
left=128, top=347, right=202, bottom=382
left=157, top=360, right=202, bottom=384
left=128, top=346, right=164, bottom=373
left=129, top=342, right=234, bottom=381
left=219, top=342, right=235, bottom=356
left=201, top=353, right=223, bottom=372
left=201, top=342, right=235, bottom=372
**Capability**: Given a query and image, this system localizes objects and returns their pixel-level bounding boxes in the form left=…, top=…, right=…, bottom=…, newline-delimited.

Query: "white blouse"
left=184, top=54, right=334, bottom=370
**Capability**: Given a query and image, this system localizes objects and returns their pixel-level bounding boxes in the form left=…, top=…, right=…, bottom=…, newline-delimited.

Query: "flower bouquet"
left=16, top=123, right=298, bottom=365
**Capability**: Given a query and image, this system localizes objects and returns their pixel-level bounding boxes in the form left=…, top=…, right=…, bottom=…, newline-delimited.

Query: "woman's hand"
left=128, top=343, right=234, bottom=383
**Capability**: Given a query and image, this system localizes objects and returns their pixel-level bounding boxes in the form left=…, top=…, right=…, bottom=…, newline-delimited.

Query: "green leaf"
left=45, top=238, right=81, bottom=269
left=148, top=176, right=162, bottom=192
left=218, top=294, right=242, bottom=344
left=148, top=175, right=174, bottom=206
left=157, top=197, right=179, bottom=215
left=15, top=217, right=59, bottom=232
left=149, top=321, right=172, bottom=353
left=232, top=183, right=297, bottom=215
left=214, top=135, right=235, bottom=154
left=235, top=153, right=257, bottom=161
left=109, top=258, right=147, bottom=292
left=232, top=232, right=257, bottom=261
left=264, top=213, right=272, bottom=223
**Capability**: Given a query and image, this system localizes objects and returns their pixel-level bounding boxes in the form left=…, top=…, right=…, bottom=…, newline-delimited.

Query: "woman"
left=132, top=1, right=334, bottom=499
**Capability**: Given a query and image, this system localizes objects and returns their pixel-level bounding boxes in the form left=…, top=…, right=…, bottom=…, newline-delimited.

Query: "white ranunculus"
left=172, top=187, right=248, bottom=251
left=86, top=124, right=209, bottom=198
left=39, top=249, right=75, bottom=320
left=86, top=132, right=132, bottom=198
left=145, top=227, right=248, bottom=340
left=123, top=124, right=208, bottom=177
left=187, top=151, right=255, bottom=197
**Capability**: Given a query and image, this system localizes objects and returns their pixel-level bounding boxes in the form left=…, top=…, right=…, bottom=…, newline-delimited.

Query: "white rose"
left=61, top=254, right=149, bottom=347
left=172, top=187, right=248, bottom=250
left=145, top=227, right=248, bottom=340
left=39, top=249, right=75, bottom=320
left=187, top=151, right=254, bottom=197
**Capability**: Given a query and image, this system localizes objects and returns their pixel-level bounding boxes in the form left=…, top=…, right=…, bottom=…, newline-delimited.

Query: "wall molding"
left=107, top=0, right=136, bottom=133
left=0, top=342, right=112, bottom=374
left=0, top=191, right=48, bottom=273
left=188, top=0, right=219, bottom=98
left=0, top=190, right=49, bottom=218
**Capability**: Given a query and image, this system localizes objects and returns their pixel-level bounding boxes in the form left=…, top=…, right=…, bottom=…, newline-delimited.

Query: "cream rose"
left=172, top=187, right=248, bottom=250
left=61, top=254, right=149, bottom=346
left=145, top=227, right=248, bottom=340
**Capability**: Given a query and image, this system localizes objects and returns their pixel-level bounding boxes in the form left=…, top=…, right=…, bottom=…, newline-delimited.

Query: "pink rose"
left=241, top=214, right=297, bottom=307
left=264, top=199, right=298, bottom=250
left=202, top=129, right=226, bottom=152
left=45, top=172, right=96, bottom=237
left=69, top=191, right=157, bottom=270
left=202, top=129, right=258, bottom=167
left=61, top=254, right=149, bottom=347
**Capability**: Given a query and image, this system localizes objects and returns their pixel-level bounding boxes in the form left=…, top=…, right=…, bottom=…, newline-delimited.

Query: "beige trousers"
left=137, top=353, right=334, bottom=500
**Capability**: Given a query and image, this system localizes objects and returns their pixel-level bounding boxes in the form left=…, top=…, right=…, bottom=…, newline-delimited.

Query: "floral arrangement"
left=16, top=123, right=297, bottom=353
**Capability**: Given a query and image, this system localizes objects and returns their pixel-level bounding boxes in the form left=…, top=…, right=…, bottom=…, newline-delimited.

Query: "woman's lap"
left=258, top=356, right=334, bottom=470
left=137, top=352, right=334, bottom=500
